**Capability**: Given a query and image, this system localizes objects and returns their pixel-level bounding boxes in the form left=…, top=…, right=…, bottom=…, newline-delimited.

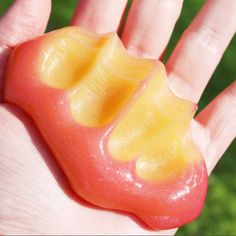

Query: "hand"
left=0, top=0, right=235, bottom=234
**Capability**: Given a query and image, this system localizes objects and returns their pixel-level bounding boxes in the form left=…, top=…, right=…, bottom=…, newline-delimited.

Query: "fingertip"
left=0, top=0, right=51, bottom=46
left=196, top=81, right=236, bottom=173
left=121, top=0, right=183, bottom=59
left=166, top=0, right=236, bottom=103
left=71, top=0, right=127, bottom=34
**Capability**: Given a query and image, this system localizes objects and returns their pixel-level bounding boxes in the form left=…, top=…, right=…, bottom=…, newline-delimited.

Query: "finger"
left=166, top=0, right=236, bottom=103
left=121, top=0, right=183, bottom=59
left=0, top=0, right=51, bottom=46
left=71, top=0, right=127, bottom=33
left=0, top=0, right=51, bottom=100
left=196, top=81, right=236, bottom=174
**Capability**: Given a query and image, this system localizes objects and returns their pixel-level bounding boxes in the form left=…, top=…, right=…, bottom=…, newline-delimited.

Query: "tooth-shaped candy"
left=108, top=64, right=199, bottom=182
left=4, top=26, right=208, bottom=230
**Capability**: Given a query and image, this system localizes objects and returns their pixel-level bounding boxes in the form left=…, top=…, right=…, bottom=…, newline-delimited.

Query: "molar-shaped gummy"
left=3, top=26, right=208, bottom=230
left=107, top=64, right=198, bottom=182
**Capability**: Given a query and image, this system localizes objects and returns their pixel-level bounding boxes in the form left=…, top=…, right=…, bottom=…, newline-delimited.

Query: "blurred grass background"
left=0, top=0, right=235, bottom=235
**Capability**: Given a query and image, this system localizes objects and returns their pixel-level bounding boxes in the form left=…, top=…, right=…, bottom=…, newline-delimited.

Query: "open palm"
left=0, top=0, right=235, bottom=234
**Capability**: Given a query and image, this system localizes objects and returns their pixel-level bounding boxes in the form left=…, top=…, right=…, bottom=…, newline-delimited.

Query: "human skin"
left=0, top=0, right=236, bottom=235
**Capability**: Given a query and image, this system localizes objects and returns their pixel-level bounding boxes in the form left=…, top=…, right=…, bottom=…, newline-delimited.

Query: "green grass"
left=1, top=0, right=236, bottom=235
